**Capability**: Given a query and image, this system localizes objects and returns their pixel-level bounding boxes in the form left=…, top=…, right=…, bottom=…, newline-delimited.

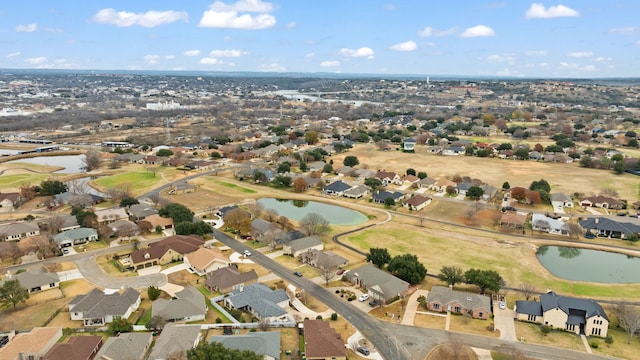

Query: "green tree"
left=147, top=285, right=161, bottom=301
left=366, top=248, right=391, bottom=268
left=175, top=221, right=212, bottom=236
left=383, top=197, right=395, bottom=208
left=107, top=317, right=133, bottom=335
left=580, top=155, right=593, bottom=168
left=464, top=268, right=505, bottom=294
left=188, top=341, right=262, bottom=360
left=466, top=186, right=484, bottom=200
left=156, top=148, right=173, bottom=157
left=120, top=196, right=140, bottom=207
left=417, top=171, right=427, bottom=179
left=514, top=148, right=529, bottom=160
left=387, top=254, right=427, bottom=285
left=0, top=279, right=29, bottom=308
left=406, top=168, right=416, bottom=176
left=529, top=179, right=551, bottom=193
left=304, top=131, right=319, bottom=145
left=159, top=203, right=195, bottom=223
left=364, top=177, right=383, bottom=191
left=277, top=162, right=291, bottom=173
left=322, top=163, right=333, bottom=173
left=343, top=155, right=359, bottom=167
left=438, top=266, right=465, bottom=288
left=614, top=161, right=627, bottom=174
left=271, top=175, right=292, bottom=187
left=502, top=181, right=510, bottom=190
left=39, top=179, right=68, bottom=196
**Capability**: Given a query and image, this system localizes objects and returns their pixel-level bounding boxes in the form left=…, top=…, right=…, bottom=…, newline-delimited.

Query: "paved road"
left=74, top=255, right=167, bottom=289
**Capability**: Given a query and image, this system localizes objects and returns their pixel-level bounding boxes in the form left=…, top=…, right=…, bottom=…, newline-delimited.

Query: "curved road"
left=74, top=255, right=167, bottom=289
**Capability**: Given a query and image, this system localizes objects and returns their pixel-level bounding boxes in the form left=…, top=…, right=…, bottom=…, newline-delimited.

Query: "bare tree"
left=613, top=303, right=640, bottom=344
left=68, top=180, right=90, bottom=195
left=246, top=202, right=263, bottom=219
left=148, top=193, right=161, bottom=207
left=43, top=215, right=66, bottom=235
left=82, top=149, right=103, bottom=172
left=319, top=265, right=338, bottom=286
left=68, top=194, right=94, bottom=209
left=258, top=317, right=271, bottom=331
left=19, top=183, right=37, bottom=201
left=600, top=188, right=619, bottom=198
left=519, top=283, right=537, bottom=301
left=105, top=187, right=128, bottom=204
left=299, top=212, right=330, bottom=236
left=264, top=209, right=279, bottom=222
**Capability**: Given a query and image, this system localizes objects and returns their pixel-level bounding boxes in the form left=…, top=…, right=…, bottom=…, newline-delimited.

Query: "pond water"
left=536, top=246, right=640, bottom=283
left=5, top=155, right=86, bottom=174
left=0, top=148, right=20, bottom=156
left=257, top=198, right=368, bottom=226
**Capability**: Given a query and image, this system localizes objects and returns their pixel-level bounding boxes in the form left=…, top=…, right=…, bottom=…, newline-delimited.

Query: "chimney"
left=595, top=218, right=599, bottom=224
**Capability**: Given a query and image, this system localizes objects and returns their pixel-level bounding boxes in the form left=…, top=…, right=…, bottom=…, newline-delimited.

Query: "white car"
left=359, top=293, right=370, bottom=302
left=499, top=301, right=506, bottom=310
left=243, top=250, right=252, bottom=256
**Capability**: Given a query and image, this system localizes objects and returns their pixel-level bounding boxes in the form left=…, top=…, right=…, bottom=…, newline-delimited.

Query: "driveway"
left=401, top=289, right=429, bottom=325
left=74, top=255, right=167, bottom=289
left=493, top=302, right=517, bottom=341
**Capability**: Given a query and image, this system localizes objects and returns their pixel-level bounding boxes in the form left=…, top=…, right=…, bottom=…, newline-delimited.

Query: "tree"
left=529, top=179, right=551, bottom=193
left=299, top=212, right=330, bottom=236
left=19, top=183, right=37, bottom=201
left=292, top=177, right=307, bottom=193
left=514, top=148, right=529, bottom=160
left=322, top=163, right=333, bottom=173
left=146, top=315, right=166, bottom=331
left=520, top=283, right=536, bottom=301
left=438, top=266, right=464, bottom=288
left=387, top=254, right=427, bottom=285
left=0, top=279, right=29, bottom=308
left=304, top=131, right=319, bottom=145
left=417, top=171, right=427, bottom=179
left=580, top=155, right=593, bottom=168
left=82, top=149, right=103, bottom=172
left=157, top=148, right=174, bottom=157
left=39, top=179, right=67, bottom=196
left=159, top=203, right=195, bottom=223
left=510, top=187, right=527, bottom=202
left=107, top=317, right=133, bottom=335
left=366, top=248, right=391, bottom=268
left=147, top=285, right=162, bottom=300
left=466, top=186, right=484, bottom=200
left=120, top=196, right=140, bottom=207
left=502, top=181, right=510, bottom=190
left=319, top=265, right=337, bottom=286
left=614, top=161, right=627, bottom=174
left=343, top=155, right=359, bottom=167
left=406, top=168, right=416, bottom=176
left=187, top=341, right=262, bottom=360
left=364, top=177, right=383, bottom=191
left=383, top=197, right=395, bottom=208
left=175, top=221, right=211, bottom=236
left=613, top=303, right=640, bottom=344
left=271, top=175, right=291, bottom=188
left=464, top=268, right=505, bottom=294
left=277, top=162, right=291, bottom=173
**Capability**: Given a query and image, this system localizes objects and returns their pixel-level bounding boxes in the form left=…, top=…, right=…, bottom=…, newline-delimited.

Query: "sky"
left=0, top=1, right=639, bottom=78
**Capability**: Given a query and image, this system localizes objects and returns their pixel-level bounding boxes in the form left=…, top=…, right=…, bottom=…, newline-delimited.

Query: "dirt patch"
left=424, top=343, right=478, bottom=360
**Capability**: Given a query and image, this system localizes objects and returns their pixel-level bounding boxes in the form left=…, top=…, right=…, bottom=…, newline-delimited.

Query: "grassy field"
left=0, top=172, right=51, bottom=190
left=213, top=179, right=257, bottom=194
left=92, top=170, right=162, bottom=195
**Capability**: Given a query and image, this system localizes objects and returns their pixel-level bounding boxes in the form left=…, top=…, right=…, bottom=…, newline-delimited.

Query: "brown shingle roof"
left=44, top=336, right=103, bottom=360
left=303, top=320, right=346, bottom=358
left=130, top=235, right=203, bottom=264
left=205, top=266, right=259, bottom=291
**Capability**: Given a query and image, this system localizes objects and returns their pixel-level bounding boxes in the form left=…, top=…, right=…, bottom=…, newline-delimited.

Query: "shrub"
left=316, top=315, right=323, bottom=320
left=330, top=313, right=338, bottom=321
left=215, top=318, right=222, bottom=324
left=590, top=342, right=599, bottom=349
left=540, top=325, right=551, bottom=335
left=605, top=335, right=613, bottom=345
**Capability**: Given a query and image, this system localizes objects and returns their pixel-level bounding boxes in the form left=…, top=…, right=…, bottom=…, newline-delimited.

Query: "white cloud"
left=525, top=50, right=548, bottom=56
left=258, top=63, right=286, bottom=72
left=183, top=49, right=201, bottom=57
left=608, top=26, right=639, bottom=35
left=305, top=52, right=315, bottom=59
left=143, top=55, right=161, bottom=65
left=581, top=65, right=596, bottom=72
left=418, top=26, right=457, bottom=37
left=165, top=55, right=175, bottom=60
left=199, top=0, right=276, bottom=29
left=6, top=52, right=21, bottom=59
left=559, top=62, right=578, bottom=69
left=419, top=27, right=432, bottom=37
left=525, top=3, right=579, bottom=19
left=287, top=21, right=296, bottom=29
left=45, top=28, right=64, bottom=33
left=390, top=40, right=417, bottom=52
left=538, top=62, right=550, bottom=68
left=25, top=57, right=47, bottom=65
left=497, top=68, right=512, bottom=76
left=596, top=56, right=613, bottom=63
left=340, top=47, right=374, bottom=59
left=91, top=8, right=188, bottom=27
left=487, top=53, right=516, bottom=64
left=320, top=60, right=340, bottom=67
left=568, top=51, right=593, bottom=58
left=200, top=57, right=220, bottom=65
left=208, top=49, right=246, bottom=57
left=15, top=23, right=37, bottom=32
left=460, top=25, right=495, bottom=38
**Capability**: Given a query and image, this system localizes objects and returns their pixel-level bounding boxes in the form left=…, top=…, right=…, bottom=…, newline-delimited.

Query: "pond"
left=5, top=155, right=86, bottom=174
left=257, top=198, right=368, bottom=226
left=536, top=246, right=640, bottom=283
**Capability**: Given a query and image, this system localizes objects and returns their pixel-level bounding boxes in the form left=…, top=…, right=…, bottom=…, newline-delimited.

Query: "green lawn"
left=0, top=173, right=50, bottom=189
left=212, top=180, right=257, bottom=194
left=93, top=171, right=161, bottom=195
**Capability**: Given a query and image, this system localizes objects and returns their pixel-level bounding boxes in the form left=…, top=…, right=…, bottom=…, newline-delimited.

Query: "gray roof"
left=427, top=286, right=491, bottom=312
left=579, top=217, right=640, bottom=235
left=0, top=221, right=39, bottom=238
left=205, top=266, right=259, bottom=291
left=69, top=288, right=140, bottom=319
left=53, top=227, right=97, bottom=244
left=128, top=204, right=158, bottom=219
left=540, top=291, right=609, bottom=321
left=550, top=192, right=572, bottom=202
left=152, top=286, right=206, bottom=321
left=343, top=185, right=368, bottom=197
left=346, top=264, right=409, bottom=301
left=1, top=268, right=59, bottom=290
left=148, top=324, right=201, bottom=360
left=286, top=235, right=322, bottom=252
left=95, top=332, right=152, bottom=360
left=227, top=283, right=288, bottom=318
left=324, top=180, right=352, bottom=193
left=371, top=190, right=404, bottom=202
left=515, top=300, right=543, bottom=316
left=209, top=331, right=280, bottom=359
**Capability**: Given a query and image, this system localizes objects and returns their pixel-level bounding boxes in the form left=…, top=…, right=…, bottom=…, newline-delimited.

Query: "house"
left=342, top=184, right=368, bottom=199
left=531, top=214, right=570, bottom=236
left=0, top=221, right=40, bottom=241
left=184, top=247, right=229, bottom=276
left=418, top=177, right=437, bottom=190
left=152, top=286, right=207, bottom=323
left=108, top=219, right=141, bottom=238
left=53, top=227, right=99, bottom=248
left=251, top=219, right=284, bottom=243
left=209, top=331, right=280, bottom=360
left=205, top=265, right=259, bottom=293
left=129, top=235, right=203, bottom=270
left=56, top=214, right=80, bottom=232
left=399, top=174, right=420, bottom=187
left=139, top=155, right=159, bottom=165
left=335, top=166, right=356, bottom=177
left=94, top=207, right=129, bottom=225
left=168, top=182, right=197, bottom=195
left=480, top=184, right=499, bottom=200
left=528, top=151, right=542, bottom=160
left=323, top=180, right=352, bottom=196
left=344, top=264, right=409, bottom=304
left=354, top=168, right=376, bottom=179
left=138, top=214, right=174, bottom=232
left=95, top=332, right=152, bottom=360
left=550, top=193, right=573, bottom=208
left=402, top=138, right=417, bottom=152
left=375, top=170, right=400, bottom=186
left=283, top=235, right=323, bottom=257
left=579, top=196, right=623, bottom=210
left=224, top=283, right=290, bottom=322
left=69, top=288, right=141, bottom=326
left=403, top=194, right=432, bottom=211
left=456, top=182, right=473, bottom=196
left=578, top=217, right=640, bottom=239
left=434, top=179, right=457, bottom=192
left=443, top=146, right=465, bottom=156
left=128, top=204, right=158, bottom=221
left=0, top=267, right=59, bottom=293
left=500, top=212, right=527, bottom=229
left=303, top=319, right=347, bottom=360
left=299, top=249, right=348, bottom=272
left=515, top=291, right=609, bottom=337
left=0, top=192, right=22, bottom=209
left=43, top=335, right=103, bottom=360
left=0, top=327, right=62, bottom=360
left=371, top=190, right=405, bottom=204
left=425, top=286, right=492, bottom=320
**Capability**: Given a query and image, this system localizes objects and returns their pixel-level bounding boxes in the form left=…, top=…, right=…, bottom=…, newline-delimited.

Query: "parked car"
left=368, top=299, right=378, bottom=307
left=584, top=232, right=595, bottom=239
left=336, top=269, right=345, bottom=275
left=62, top=248, right=69, bottom=255
left=243, top=249, right=252, bottom=256
left=293, top=271, right=303, bottom=277
left=356, top=347, right=370, bottom=356
left=502, top=206, right=517, bottom=212
left=499, top=301, right=506, bottom=310
left=358, top=293, right=370, bottom=302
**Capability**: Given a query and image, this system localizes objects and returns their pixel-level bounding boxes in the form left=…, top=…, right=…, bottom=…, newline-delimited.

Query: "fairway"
left=213, top=180, right=257, bottom=194
left=0, top=172, right=51, bottom=190
left=93, top=170, right=161, bottom=195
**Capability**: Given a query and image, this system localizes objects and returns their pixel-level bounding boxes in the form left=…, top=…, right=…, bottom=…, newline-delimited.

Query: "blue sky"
left=1, top=1, right=639, bottom=77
